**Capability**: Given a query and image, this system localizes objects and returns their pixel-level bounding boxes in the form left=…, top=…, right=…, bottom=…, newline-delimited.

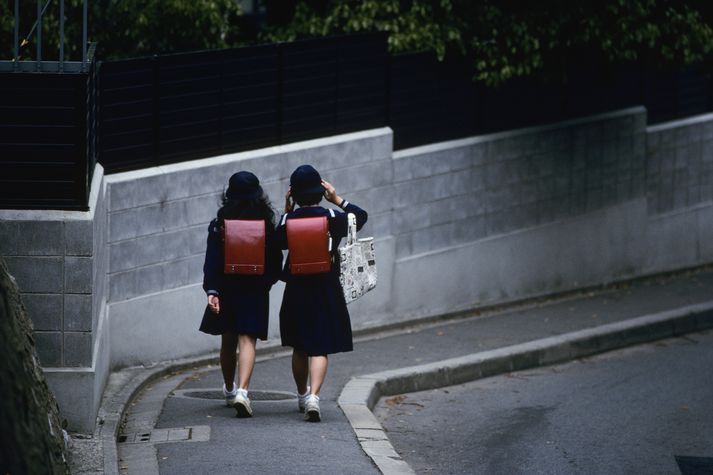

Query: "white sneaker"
left=223, top=382, right=238, bottom=407
left=304, top=394, right=321, bottom=422
left=233, top=388, right=253, bottom=418
left=298, top=386, right=311, bottom=413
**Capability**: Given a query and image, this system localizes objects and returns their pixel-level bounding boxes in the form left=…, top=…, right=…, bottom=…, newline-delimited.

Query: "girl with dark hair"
left=276, top=165, right=368, bottom=422
left=200, top=171, right=283, bottom=417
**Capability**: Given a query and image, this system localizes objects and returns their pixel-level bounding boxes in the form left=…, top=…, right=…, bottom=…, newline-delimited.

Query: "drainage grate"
left=118, top=426, right=210, bottom=445
left=172, top=389, right=296, bottom=401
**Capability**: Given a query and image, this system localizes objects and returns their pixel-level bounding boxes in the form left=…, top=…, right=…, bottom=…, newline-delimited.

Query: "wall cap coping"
left=0, top=164, right=105, bottom=222
left=646, top=111, right=713, bottom=133
left=394, top=106, right=647, bottom=159
left=105, top=128, right=394, bottom=185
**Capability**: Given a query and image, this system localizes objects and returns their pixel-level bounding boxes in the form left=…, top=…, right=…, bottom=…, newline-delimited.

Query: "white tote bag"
left=338, top=213, right=377, bottom=304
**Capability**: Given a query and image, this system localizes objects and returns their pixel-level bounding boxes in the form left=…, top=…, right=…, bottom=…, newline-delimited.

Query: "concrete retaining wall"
left=2, top=107, right=713, bottom=431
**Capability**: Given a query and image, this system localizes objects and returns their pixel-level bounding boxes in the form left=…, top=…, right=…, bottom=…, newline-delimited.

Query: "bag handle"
left=346, top=213, right=357, bottom=246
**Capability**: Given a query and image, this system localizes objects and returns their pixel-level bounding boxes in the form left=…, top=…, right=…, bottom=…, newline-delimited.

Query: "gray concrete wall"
left=0, top=165, right=110, bottom=431
left=2, top=107, right=713, bottom=431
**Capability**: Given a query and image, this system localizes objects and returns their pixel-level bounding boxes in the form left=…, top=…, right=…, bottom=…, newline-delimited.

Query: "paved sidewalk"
left=113, top=269, right=713, bottom=475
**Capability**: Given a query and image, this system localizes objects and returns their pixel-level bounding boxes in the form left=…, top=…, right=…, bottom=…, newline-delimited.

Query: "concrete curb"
left=337, top=301, right=713, bottom=475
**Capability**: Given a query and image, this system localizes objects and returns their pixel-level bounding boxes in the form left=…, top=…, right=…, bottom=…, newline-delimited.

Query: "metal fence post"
left=13, top=0, right=19, bottom=69
left=59, top=0, right=65, bottom=72
left=36, top=0, right=42, bottom=71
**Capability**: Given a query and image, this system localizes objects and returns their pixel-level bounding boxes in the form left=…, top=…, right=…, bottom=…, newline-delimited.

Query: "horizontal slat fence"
left=98, top=34, right=388, bottom=172
left=0, top=73, right=89, bottom=209
left=1, top=32, right=711, bottom=208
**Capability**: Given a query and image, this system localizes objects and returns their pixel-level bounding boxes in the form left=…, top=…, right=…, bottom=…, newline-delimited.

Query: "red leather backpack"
left=286, top=215, right=332, bottom=275
left=222, top=219, right=266, bottom=275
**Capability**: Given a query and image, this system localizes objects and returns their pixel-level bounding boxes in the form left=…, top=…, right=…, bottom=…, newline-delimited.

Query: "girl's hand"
left=285, top=188, right=294, bottom=213
left=321, top=179, right=342, bottom=205
left=208, top=295, right=220, bottom=314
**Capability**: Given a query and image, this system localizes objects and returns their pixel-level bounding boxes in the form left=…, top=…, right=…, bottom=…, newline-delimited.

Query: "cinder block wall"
left=2, top=107, right=713, bottom=432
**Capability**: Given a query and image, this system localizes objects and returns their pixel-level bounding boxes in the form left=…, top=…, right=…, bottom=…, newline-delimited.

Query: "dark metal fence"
left=390, top=51, right=713, bottom=149
left=98, top=34, right=387, bottom=172
left=0, top=49, right=96, bottom=210
left=1, top=32, right=712, bottom=209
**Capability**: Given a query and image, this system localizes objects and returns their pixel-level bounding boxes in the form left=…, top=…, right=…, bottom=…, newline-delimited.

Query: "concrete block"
left=452, top=215, right=486, bottom=243
left=109, top=270, right=137, bottom=302
left=109, top=239, right=138, bottom=273
left=601, top=184, right=619, bottom=207
left=34, top=331, right=62, bottom=367
left=631, top=174, right=645, bottom=198
left=134, top=173, right=171, bottom=208
left=4, top=256, right=63, bottom=293
left=585, top=188, right=602, bottom=212
left=1, top=221, right=64, bottom=256
left=428, top=222, right=453, bottom=251
left=185, top=254, right=205, bottom=284
left=687, top=185, right=701, bottom=207
left=364, top=212, right=392, bottom=238
left=616, top=178, right=632, bottom=203
left=702, top=139, right=713, bottom=163
left=64, top=293, right=93, bottom=332
left=537, top=200, right=556, bottom=225
left=428, top=199, right=454, bottom=227
left=23, top=293, right=62, bottom=331
left=158, top=229, right=193, bottom=262
left=470, top=166, right=486, bottom=191
left=64, top=219, right=93, bottom=256
left=485, top=162, right=508, bottom=188
left=187, top=224, right=208, bottom=255
left=130, top=234, right=166, bottom=269
left=410, top=228, right=431, bottom=255
left=585, top=166, right=601, bottom=189
left=136, top=263, right=164, bottom=296
left=470, top=142, right=488, bottom=167
left=395, top=233, right=412, bottom=259
left=672, top=188, right=687, bottom=211
left=185, top=194, right=221, bottom=226
left=65, top=256, right=93, bottom=293
left=133, top=204, right=166, bottom=238
left=108, top=209, right=137, bottom=243
left=162, top=258, right=192, bottom=290
left=63, top=332, right=93, bottom=367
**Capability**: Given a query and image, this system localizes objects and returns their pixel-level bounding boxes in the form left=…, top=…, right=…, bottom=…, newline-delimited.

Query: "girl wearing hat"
left=275, top=165, right=368, bottom=422
left=200, top=171, right=283, bottom=417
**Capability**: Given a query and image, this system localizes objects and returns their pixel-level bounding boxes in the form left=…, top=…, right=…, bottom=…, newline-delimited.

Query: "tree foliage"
left=1, top=0, right=242, bottom=61
left=261, top=0, right=713, bottom=85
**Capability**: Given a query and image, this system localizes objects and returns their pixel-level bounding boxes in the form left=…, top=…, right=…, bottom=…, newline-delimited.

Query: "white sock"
left=223, top=382, right=238, bottom=396
left=298, top=386, right=311, bottom=399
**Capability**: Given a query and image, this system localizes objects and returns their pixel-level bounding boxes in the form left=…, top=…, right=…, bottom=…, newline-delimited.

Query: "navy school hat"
left=290, top=165, right=325, bottom=196
left=226, top=171, right=262, bottom=200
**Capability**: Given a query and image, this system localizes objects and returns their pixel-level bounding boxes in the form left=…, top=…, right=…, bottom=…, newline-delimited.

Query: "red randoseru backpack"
left=222, top=219, right=266, bottom=275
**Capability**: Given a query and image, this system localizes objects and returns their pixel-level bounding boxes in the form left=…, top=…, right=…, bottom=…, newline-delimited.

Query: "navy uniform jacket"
left=275, top=201, right=368, bottom=355
left=199, top=218, right=283, bottom=339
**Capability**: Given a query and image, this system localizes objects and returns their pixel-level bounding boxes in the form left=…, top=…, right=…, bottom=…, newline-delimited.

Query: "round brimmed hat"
left=290, top=165, right=325, bottom=196
left=226, top=171, right=261, bottom=200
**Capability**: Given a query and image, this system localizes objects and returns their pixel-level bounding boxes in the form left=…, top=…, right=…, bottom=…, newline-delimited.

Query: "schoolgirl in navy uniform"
left=200, top=171, right=283, bottom=417
left=275, top=165, right=368, bottom=422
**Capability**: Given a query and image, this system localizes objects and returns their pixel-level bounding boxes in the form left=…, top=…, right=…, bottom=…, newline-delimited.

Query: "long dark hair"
left=217, top=189, right=276, bottom=228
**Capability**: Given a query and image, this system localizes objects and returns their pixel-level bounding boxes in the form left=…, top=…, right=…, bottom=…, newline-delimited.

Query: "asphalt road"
left=375, top=330, right=713, bottom=475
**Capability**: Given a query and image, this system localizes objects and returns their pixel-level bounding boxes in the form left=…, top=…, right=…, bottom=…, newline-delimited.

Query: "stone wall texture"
left=0, top=257, right=69, bottom=474
left=2, top=106, right=713, bottom=431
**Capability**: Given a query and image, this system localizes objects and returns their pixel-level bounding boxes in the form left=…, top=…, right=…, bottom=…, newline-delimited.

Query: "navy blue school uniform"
left=199, top=218, right=283, bottom=339
left=275, top=201, right=368, bottom=356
